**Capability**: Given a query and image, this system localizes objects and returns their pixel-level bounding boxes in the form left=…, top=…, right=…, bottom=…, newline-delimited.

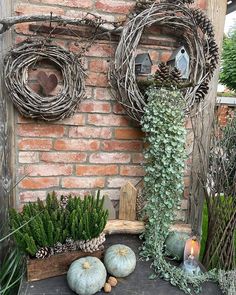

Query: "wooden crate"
left=27, top=250, right=103, bottom=282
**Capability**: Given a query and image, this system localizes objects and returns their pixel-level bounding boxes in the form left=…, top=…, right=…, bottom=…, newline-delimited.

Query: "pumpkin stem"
left=83, top=261, right=91, bottom=269
left=117, top=248, right=128, bottom=256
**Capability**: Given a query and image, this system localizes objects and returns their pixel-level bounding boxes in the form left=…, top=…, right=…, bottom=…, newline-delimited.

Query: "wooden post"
left=189, top=0, right=227, bottom=235
left=0, top=0, right=14, bottom=262
left=119, top=182, right=137, bottom=221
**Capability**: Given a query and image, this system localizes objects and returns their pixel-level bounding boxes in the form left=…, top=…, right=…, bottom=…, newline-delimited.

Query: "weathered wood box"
left=27, top=250, right=103, bottom=282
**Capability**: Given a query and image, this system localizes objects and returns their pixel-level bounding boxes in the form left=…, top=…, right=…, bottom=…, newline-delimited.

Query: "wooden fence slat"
left=119, top=182, right=137, bottom=221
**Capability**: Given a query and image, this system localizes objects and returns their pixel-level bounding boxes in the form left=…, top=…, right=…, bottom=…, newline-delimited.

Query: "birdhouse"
left=167, top=46, right=190, bottom=79
left=135, top=53, right=153, bottom=75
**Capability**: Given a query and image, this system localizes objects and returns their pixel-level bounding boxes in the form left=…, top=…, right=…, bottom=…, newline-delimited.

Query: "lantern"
left=167, top=46, right=190, bottom=79
left=183, top=236, right=200, bottom=261
left=182, top=236, right=201, bottom=276
left=135, top=53, right=153, bottom=75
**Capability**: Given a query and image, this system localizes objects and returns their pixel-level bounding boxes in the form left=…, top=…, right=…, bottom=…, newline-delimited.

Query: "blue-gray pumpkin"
left=104, top=244, right=136, bottom=277
left=67, top=256, right=107, bottom=295
left=165, top=232, right=190, bottom=260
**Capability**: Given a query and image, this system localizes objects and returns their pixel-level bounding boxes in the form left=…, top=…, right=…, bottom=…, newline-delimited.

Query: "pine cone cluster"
left=154, top=63, right=183, bottom=88
left=195, top=81, right=209, bottom=102
left=77, top=233, right=106, bottom=253
left=208, top=38, right=219, bottom=72
left=191, top=9, right=214, bottom=38
left=35, top=247, right=53, bottom=259
left=53, top=241, right=67, bottom=254
left=60, top=195, right=69, bottom=209
left=65, top=237, right=77, bottom=252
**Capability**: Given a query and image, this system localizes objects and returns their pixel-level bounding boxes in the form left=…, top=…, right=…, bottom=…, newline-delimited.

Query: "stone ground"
left=19, top=234, right=222, bottom=295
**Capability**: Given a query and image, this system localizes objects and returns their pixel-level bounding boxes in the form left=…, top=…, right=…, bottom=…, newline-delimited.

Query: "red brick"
left=15, top=4, right=64, bottom=15
left=19, top=152, right=39, bottom=163
left=76, top=165, right=118, bottom=176
left=88, top=114, right=130, bottom=126
left=196, top=0, right=207, bottom=10
left=132, top=153, right=145, bottom=164
left=112, top=103, right=126, bottom=115
left=18, top=139, right=52, bottom=151
left=17, top=124, right=65, bottom=137
left=19, top=191, right=47, bottom=203
left=19, top=177, right=59, bottom=189
left=86, top=72, right=108, bottom=87
left=149, top=50, right=160, bottom=63
left=59, top=114, right=85, bottom=125
left=161, top=51, right=173, bottom=62
left=102, top=140, right=143, bottom=152
left=95, top=0, right=135, bottom=14
left=94, top=88, right=114, bottom=101
left=62, top=177, right=105, bottom=189
left=79, top=101, right=111, bottom=113
left=40, top=152, right=87, bottom=163
left=69, top=127, right=112, bottom=139
left=88, top=59, right=109, bottom=73
left=24, top=164, right=73, bottom=176
left=107, top=177, right=141, bottom=188
left=86, top=43, right=115, bottom=58
left=120, top=165, right=145, bottom=176
left=115, top=128, right=144, bottom=139
left=89, top=153, right=131, bottom=164
left=41, top=0, right=93, bottom=9
left=54, top=139, right=100, bottom=151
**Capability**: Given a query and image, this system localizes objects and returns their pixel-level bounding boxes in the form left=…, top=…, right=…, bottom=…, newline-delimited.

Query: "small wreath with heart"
left=4, top=40, right=85, bottom=121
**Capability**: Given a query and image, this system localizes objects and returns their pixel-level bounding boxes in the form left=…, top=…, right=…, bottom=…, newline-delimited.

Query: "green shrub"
left=9, top=191, right=108, bottom=257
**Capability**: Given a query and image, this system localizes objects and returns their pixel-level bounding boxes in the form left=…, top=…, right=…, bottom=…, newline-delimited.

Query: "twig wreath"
left=4, top=40, right=85, bottom=121
left=110, top=0, right=219, bottom=122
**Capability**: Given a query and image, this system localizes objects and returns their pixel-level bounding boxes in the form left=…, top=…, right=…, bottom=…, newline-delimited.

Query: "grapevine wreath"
left=110, top=0, right=219, bottom=122
left=4, top=40, right=85, bottom=121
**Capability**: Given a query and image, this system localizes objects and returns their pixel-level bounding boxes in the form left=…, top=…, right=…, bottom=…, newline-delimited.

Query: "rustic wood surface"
left=0, top=0, right=14, bottom=263
left=27, top=249, right=102, bottom=282
left=104, top=219, right=191, bottom=235
left=119, top=182, right=137, bottom=221
left=189, top=0, right=227, bottom=235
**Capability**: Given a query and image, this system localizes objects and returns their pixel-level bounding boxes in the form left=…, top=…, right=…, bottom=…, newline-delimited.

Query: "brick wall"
left=13, top=0, right=206, bottom=219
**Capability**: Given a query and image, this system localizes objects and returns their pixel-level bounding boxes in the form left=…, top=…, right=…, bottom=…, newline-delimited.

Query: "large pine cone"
left=195, top=81, right=209, bottom=102
left=191, top=9, right=214, bottom=38
left=35, top=247, right=52, bottom=259
left=77, top=233, right=106, bottom=253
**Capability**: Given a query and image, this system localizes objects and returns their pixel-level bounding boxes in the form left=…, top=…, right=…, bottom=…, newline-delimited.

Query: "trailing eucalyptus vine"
left=140, top=87, right=217, bottom=294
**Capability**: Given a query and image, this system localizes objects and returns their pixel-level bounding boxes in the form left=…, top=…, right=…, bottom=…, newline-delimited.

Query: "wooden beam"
left=0, top=0, right=14, bottom=263
left=189, top=0, right=227, bottom=235
left=104, top=220, right=191, bottom=235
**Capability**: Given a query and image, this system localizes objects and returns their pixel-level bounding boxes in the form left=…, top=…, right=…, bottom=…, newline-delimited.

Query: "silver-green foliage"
left=218, top=270, right=236, bottom=295
left=140, top=87, right=217, bottom=294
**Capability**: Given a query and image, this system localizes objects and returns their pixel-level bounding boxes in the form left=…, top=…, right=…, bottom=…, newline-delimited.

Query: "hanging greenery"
left=140, top=86, right=217, bottom=294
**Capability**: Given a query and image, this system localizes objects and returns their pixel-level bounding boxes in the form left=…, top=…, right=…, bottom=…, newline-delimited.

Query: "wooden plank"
left=103, top=195, right=116, bottom=220
left=27, top=250, right=103, bottom=282
left=0, top=0, right=14, bottom=264
left=104, top=219, right=191, bottom=235
left=189, top=0, right=227, bottom=235
left=119, top=182, right=137, bottom=221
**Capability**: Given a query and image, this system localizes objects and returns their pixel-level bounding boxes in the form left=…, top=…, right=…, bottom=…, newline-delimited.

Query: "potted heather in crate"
left=9, top=191, right=108, bottom=281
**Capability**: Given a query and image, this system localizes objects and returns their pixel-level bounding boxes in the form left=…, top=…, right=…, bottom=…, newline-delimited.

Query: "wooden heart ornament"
left=37, top=71, right=58, bottom=96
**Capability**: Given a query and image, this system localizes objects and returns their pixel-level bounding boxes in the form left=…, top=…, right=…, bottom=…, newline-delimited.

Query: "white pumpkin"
left=67, top=256, right=107, bottom=295
left=104, top=244, right=136, bottom=277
